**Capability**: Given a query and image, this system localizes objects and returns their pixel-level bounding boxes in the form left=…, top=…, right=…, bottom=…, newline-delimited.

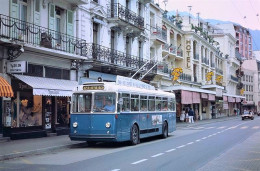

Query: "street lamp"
left=188, top=6, right=192, bottom=24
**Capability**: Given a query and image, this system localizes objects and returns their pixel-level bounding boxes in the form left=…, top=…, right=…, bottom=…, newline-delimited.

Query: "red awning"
left=236, top=97, right=241, bottom=102
left=162, top=25, right=167, bottom=30
left=208, top=94, right=216, bottom=101
left=170, top=29, right=174, bottom=34
left=223, top=96, right=227, bottom=102
left=192, top=92, right=200, bottom=104
left=228, top=96, right=235, bottom=102
left=181, top=90, right=193, bottom=104
left=201, top=93, right=208, bottom=99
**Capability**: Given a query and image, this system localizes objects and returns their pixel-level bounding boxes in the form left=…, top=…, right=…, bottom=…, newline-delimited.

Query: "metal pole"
left=131, top=60, right=150, bottom=78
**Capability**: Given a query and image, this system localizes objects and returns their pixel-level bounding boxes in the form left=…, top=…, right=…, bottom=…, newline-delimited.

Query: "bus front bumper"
left=69, top=134, right=117, bottom=142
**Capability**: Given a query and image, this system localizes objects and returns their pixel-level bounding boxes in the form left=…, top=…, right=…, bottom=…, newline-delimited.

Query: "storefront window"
left=57, top=97, right=70, bottom=127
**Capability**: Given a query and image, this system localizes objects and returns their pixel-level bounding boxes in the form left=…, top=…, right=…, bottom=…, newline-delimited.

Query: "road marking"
left=196, top=139, right=201, bottom=142
left=212, top=133, right=217, bottom=136
left=207, top=135, right=212, bottom=138
left=241, top=126, right=248, bottom=129
left=205, top=127, right=215, bottom=129
left=187, top=142, right=194, bottom=145
left=202, top=137, right=207, bottom=140
left=217, top=131, right=221, bottom=134
left=252, top=126, right=260, bottom=129
left=176, top=145, right=185, bottom=149
left=217, top=126, right=226, bottom=129
left=21, top=158, right=33, bottom=164
left=151, top=153, right=164, bottom=158
left=131, top=159, right=148, bottom=165
left=166, top=148, right=176, bottom=152
left=111, top=169, right=120, bottom=171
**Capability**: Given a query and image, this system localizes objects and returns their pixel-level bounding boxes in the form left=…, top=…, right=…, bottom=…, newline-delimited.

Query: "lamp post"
left=188, top=6, right=192, bottom=24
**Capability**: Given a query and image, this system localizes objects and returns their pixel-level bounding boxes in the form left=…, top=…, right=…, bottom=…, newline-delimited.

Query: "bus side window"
left=122, top=93, right=130, bottom=112
left=162, top=97, right=168, bottom=111
left=148, top=96, right=155, bottom=111
left=172, top=98, right=176, bottom=111
left=131, top=94, right=139, bottom=111
left=140, top=95, right=148, bottom=111
left=156, top=97, right=162, bottom=111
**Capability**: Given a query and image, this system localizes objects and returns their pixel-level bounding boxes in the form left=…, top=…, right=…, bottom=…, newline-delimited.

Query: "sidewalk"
left=0, top=115, right=238, bottom=161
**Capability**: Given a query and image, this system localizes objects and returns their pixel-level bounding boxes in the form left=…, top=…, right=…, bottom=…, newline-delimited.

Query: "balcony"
left=216, top=68, right=223, bottom=75
left=157, top=62, right=169, bottom=76
left=150, top=26, right=167, bottom=44
left=177, top=49, right=183, bottom=57
left=107, top=3, right=144, bottom=31
left=84, top=43, right=157, bottom=73
left=231, top=75, right=239, bottom=82
left=162, top=44, right=176, bottom=57
left=169, top=46, right=176, bottom=55
left=179, top=73, right=192, bottom=82
left=0, top=14, right=86, bottom=57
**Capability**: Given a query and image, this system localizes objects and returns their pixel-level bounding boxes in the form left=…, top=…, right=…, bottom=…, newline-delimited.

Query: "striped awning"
left=0, top=76, right=14, bottom=97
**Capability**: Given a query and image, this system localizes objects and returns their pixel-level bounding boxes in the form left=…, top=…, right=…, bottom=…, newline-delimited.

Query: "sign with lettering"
left=7, top=61, right=28, bottom=73
left=186, top=40, right=191, bottom=68
left=83, top=85, right=104, bottom=90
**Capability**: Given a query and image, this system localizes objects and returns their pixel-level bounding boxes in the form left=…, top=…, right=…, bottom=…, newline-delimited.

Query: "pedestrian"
left=180, top=108, right=185, bottom=122
left=188, top=107, right=194, bottom=123
left=185, top=108, right=189, bottom=122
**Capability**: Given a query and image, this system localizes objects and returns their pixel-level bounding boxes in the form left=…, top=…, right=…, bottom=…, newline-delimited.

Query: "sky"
left=158, top=0, right=260, bottom=30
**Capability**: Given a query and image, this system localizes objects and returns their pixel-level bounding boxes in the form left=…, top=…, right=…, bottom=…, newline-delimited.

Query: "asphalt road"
left=1, top=117, right=260, bottom=171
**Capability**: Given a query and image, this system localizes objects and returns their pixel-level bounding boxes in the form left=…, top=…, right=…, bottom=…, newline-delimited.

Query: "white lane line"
left=212, top=133, right=217, bottom=136
left=111, top=169, right=120, bottom=171
left=151, top=153, right=164, bottom=158
left=176, top=145, right=186, bottom=149
left=166, top=149, right=176, bottom=153
left=252, top=126, right=260, bottom=129
left=131, top=159, right=148, bottom=165
left=202, top=137, right=207, bottom=140
left=207, top=135, right=212, bottom=138
left=217, top=131, right=221, bottom=134
left=217, top=126, right=226, bottom=129
left=241, top=126, right=248, bottom=129
left=187, top=142, right=194, bottom=145
left=196, top=139, right=201, bottom=142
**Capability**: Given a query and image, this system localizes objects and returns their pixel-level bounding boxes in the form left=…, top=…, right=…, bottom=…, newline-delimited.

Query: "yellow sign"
left=240, top=88, right=245, bottom=95
left=206, top=71, right=214, bottom=82
left=83, top=86, right=104, bottom=90
left=171, top=67, right=183, bottom=84
left=216, top=75, right=223, bottom=84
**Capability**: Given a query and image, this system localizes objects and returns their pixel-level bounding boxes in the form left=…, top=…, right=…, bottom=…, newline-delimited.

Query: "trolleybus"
left=69, top=76, right=176, bottom=145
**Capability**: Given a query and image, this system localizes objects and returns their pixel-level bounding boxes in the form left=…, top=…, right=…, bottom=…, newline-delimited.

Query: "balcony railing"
left=162, top=44, right=176, bottom=54
left=216, top=68, right=223, bottom=75
left=170, top=46, right=176, bottom=54
left=151, top=26, right=167, bottom=42
left=84, top=43, right=157, bottom=72
left=179, top=73, right=192, bottom=82
left=194, top=53, right=199, bottom=60
left=0, top=14, right=86, bottom=56
left=231, top=75, right=239, bottom=82
left=177, top=49, right=183, bottom=57
left=108, top=3, right=144, bottom=29
left=157, top=62, right=169, bottom=74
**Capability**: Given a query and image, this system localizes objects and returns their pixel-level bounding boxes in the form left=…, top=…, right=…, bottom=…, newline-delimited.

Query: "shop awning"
left=13, top=74, right=78, bottom=97
left=181, top=90, right=193, bottom=104
left=0, top=76, right=14, bottom=97
left=192, top=92, right=200, bottom=104
left=208, top=94, right=216, bottom=101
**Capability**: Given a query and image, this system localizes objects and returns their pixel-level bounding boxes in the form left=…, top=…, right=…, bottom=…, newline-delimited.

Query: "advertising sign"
left=7, top=61, right=28, bottom=73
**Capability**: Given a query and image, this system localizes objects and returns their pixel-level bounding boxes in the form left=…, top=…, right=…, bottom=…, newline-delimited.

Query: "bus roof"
left=74, top=82, right=175, bottom=98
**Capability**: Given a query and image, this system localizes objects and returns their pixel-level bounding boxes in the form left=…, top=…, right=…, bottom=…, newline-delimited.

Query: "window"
left=148, top=96, right=155, bottom=111
left=25, top=64, right=43, bottom=77
left=93, top=93, right=116, bottom=113
left=161, top=97, right=168, bottom=111
left=93, top=23, right=99, bottom=44
left=140, top=95, right=148, bottom=111
left=156, top=97, right=162, bottom=111
left=45, top=67, right=70, bottom=80
left=131, top=94, right=139, bottom=111
left=121, top=93, right=130, bottom=112
left=246, top=75, right=248, bottom=82
left=72, top=94, right=92, bottom=113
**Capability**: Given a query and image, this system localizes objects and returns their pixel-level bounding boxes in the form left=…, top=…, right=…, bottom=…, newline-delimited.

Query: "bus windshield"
left=72, top=93, right=92, bottom=113
left=93, top=92, right=116, bottom=113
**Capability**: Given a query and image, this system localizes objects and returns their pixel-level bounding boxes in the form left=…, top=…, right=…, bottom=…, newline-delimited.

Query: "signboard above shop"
left=7, top=61, right=28, bottom=73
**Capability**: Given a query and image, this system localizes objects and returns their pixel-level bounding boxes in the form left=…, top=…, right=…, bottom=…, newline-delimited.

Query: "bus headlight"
left=105, top=122, right=111, bottom=128
left=73, top=122, right=78, bottom=128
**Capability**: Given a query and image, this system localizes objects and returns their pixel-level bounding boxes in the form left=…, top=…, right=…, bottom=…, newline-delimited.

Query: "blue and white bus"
left=69, top=76, right=176, bottom=145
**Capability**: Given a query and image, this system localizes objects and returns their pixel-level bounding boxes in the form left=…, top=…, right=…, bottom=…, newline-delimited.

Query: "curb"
left=0, top=142, right=85, bottom=161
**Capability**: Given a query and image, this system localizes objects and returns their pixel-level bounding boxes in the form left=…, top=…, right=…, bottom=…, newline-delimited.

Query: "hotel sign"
left=7, top=61, right=28, bottom=73
left=186, top=40, right=191, bottom=68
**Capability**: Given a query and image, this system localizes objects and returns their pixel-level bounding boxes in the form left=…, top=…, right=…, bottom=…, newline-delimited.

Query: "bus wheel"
left=131, top=124, right=139, bottom=145
left=162, top=122, right=168, bottom=139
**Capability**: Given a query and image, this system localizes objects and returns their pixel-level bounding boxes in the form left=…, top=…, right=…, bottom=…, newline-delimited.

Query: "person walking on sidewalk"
left=180, top=108, right=185, bottom=122
left=188, top=107, right=194, bottom=123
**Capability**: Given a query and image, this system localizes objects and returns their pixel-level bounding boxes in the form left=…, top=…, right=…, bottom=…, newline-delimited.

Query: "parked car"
left=241, top=111, right=254, bottom=120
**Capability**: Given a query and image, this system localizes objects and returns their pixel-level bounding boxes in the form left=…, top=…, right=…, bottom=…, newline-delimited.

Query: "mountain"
left=166, top=11, right=260, bottom=51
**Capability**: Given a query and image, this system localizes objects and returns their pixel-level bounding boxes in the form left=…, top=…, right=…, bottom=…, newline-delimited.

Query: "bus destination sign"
left=83, top=85, right=104, bottom=90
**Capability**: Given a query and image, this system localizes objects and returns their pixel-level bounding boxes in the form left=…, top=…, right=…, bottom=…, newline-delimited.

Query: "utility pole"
left=197, top=12, right=200, bottom=27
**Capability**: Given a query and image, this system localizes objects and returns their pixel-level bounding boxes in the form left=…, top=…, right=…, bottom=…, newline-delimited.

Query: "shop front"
left=3, top=74, right=78, bottom=139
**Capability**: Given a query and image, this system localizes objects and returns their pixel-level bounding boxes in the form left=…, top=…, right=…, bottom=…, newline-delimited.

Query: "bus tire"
left=162, top=121, right=168, bottom=139
left=130, top=124, right=139, bottom=145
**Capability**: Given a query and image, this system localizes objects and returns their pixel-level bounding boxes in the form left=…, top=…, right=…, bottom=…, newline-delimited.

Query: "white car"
left=241, top=111, right=254, bottom=120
